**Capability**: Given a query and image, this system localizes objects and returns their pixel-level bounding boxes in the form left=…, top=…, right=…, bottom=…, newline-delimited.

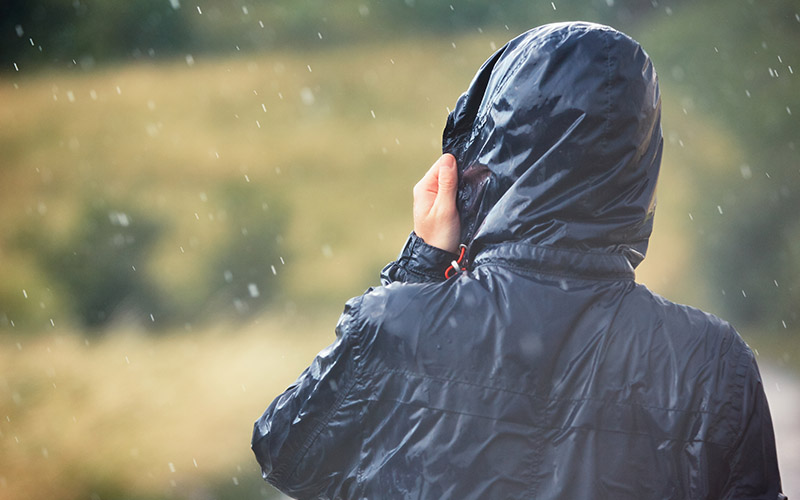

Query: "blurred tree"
left=0, top=0, right=191, bottom=68
left=22, top=202, right=166, bottom=330
left=641, top=0, right=800, bottom=331
left=204, top=182, right=287, bottom=320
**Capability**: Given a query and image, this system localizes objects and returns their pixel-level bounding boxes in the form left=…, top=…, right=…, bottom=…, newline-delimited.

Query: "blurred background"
left=1, top=0, right=798, bottom=498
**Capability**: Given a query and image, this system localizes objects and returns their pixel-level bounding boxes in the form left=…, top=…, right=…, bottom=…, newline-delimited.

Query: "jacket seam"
left=279, top=295, right=369, bottom=486
left=474, top=258, right=634, bottom=281
left=376, top=368, right=728, bottom=418
left=720, top=341, right=752, bottom=494
left=363, top=394, right=733, bottom=448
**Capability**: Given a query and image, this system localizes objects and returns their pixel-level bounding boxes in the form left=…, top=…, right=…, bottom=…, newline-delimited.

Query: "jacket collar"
left=471, top=241, right=635, bottom=281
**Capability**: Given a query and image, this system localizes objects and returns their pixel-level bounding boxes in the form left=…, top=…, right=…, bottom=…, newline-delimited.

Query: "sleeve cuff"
left=380, top=232, right=459, bottom=285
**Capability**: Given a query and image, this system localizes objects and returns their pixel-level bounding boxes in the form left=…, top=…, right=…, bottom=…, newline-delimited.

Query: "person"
left=252, top=22, right=785, bottom=499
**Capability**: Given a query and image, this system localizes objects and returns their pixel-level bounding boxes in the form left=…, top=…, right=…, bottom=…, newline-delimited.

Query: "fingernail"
left=441, top=153, right=456, bottom=168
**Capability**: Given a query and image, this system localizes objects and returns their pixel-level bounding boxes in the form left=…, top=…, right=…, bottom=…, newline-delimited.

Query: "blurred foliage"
left=204, top=182, right=287, bottom=320
left=639, top=0, right=800, bottom=331
left=0, top=0, right=191, bottom=68
left=6, top=186, right=287, bottom=332
left=20, top=201, right=166, bottom=330
left=1, top=0, right=686, bottom=69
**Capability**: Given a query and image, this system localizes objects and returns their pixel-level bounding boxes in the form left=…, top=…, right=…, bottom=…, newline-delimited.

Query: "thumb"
left=435, top=154, right=458, bottom=202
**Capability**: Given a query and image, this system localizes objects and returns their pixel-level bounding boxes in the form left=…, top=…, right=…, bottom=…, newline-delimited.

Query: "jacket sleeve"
left=380, top=231, right=458, bottom=285
left=251, top=295, right=367, bottom=498
left=722, top=344, right=786, bottom=500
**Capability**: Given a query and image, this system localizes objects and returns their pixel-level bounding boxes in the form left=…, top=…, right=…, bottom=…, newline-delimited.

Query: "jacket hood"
left=443, top=22, right=662, bottom=268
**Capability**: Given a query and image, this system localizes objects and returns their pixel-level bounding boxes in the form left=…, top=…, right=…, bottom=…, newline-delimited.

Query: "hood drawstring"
left=445, top=244, right=468, bottom=279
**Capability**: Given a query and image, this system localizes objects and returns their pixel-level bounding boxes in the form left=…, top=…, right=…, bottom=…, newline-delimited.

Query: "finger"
left=415, top=156, right=443, bottom=197
left=432, top=154, right=458, bottom=213
left=434, top=154, right=458, bottom=206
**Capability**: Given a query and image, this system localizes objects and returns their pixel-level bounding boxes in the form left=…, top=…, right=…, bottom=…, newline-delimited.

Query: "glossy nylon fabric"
left=252, top=22, right=785, bottom=499
left=445, top=22, right=661, bottom=267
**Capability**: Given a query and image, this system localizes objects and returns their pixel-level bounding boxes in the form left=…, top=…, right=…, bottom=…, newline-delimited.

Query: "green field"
left=1, top=25, right=797, bottom=499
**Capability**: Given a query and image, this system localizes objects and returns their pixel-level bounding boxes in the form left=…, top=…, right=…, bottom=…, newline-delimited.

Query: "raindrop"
left=270, top=265, right=277, bottom=275
left=358, top=4, right=369, bottom=17
left=248, top=283, right=260, bottom=298
left=185, top=54, right=195, bottom=66
left=740, top=164, right=752, bottom=179
left=22, top=289, right=28, bottom=299
left=196, top=5, right=202, bottom=14
left=232, top=477, right=239, bottom=486
left=317, top=32, right=323, bottom=39
left=67, top=91, right=75, bottom=102
left=149, top=313, right=155, bottom=322
left=193, top=458, right=199, bottom=468
left=665, top=6, right=673, bottom=15
left=370, top=109, right=376, bottom=118
left=745, top=89, right=751, bottom=98
left=688, top=213, right=693, bottom=220
left=256, top=120, right=261, bottom=128
left=259, top=20, right=265, bottom=28
left=741, top=289, right=747, bottom=298
left=15, top=24, right=23, bottom=37
left=13, top=62, right=19, bottom=71
left=116, top=85, right=122, bottom=94
left=224, top=270, right=233, bottom=283
left=307, top=64, right=312, bottom=72
left=321, top=244, right=333, bottom=258
left=789, top=66, right=794, bottom=74
left=89, top=89, right=97, bottom=100
left=782, top=320, right=787, bottom=329
left=244, top=174, right=250, bottom=182
left=169, top=0, right=180, bottom=9
left=774, top=280, right=779, bottom=287
left=606, top=0, right=614, bottom=5
left=169, top=462, right=176, bottom=473
left=242, top=6, right=248, bottom=14
left=551, top=2, right=556, bottom=10
left=300, top=87, right=315, bottom=105
left=261, top=103, right=267, bottom=112
left=50, top=318, right=55, bottom=327
left=787, top=107, right=792, bottom=115
left=717, top=205, right=723, bottom=215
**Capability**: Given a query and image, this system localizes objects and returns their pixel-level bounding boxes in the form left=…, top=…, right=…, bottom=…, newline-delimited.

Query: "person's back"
left=252, top=22, right=784, bottom=499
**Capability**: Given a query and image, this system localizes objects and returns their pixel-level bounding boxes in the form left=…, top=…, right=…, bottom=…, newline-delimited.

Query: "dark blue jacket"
left=252, top=22, right=785, bottom=499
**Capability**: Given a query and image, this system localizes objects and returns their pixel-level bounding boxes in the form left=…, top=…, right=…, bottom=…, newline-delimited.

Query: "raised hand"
left=412, top=153, right=460, bottom=253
